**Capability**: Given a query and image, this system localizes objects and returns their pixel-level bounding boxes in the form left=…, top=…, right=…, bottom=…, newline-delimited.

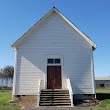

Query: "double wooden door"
left=47, top=66, right=62, bottom=89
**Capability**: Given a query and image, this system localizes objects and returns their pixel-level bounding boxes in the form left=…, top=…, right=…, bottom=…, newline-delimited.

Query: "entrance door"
left=47, top=66, right=62, bottom=89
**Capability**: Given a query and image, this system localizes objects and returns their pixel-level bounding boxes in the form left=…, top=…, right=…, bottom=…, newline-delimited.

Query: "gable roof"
left=12, top=7, right=97, bottom=50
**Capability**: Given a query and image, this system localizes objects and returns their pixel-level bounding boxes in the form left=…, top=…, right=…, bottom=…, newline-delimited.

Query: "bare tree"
left=3, top=65, right=14, bottom=79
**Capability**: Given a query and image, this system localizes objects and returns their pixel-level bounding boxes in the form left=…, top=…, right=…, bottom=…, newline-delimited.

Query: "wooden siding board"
left=15, top=12, right=94, bottom=95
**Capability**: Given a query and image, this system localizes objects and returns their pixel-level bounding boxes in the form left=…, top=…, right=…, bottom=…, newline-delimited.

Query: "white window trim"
left=47, top=59, right=61, bottom=65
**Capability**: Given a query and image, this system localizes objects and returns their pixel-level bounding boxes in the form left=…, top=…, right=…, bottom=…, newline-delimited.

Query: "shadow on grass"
left=96, top=93, right=110, bottom=100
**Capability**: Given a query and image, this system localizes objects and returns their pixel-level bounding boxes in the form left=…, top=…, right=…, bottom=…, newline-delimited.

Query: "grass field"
left=0, top=89, right=110, bottom=110
left=0, top=90, right=21, bottom=110
left=96, top=88, right=110, bottom=93
left=91, top=88, right=110, bottom=110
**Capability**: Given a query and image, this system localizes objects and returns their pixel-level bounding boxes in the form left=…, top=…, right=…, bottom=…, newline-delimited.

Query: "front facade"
left=12, top=8, right=97, bottom=104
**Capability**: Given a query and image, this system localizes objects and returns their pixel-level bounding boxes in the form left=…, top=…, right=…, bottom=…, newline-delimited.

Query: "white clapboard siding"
left=14, top=12, right=94, bottom=95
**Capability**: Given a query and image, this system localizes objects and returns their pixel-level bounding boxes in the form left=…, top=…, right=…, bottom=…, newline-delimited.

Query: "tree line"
left=0, top=65, right=14, bottom=87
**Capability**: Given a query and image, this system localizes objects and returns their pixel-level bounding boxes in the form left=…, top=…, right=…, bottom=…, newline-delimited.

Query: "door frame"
left=45, top=55, right=63, bottom=89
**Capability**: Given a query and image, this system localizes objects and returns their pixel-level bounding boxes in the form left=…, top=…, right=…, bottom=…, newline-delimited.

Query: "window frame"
left=47, top=58, right=61, bottom=64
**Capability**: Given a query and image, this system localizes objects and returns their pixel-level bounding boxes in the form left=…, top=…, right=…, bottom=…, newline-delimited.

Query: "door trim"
left=45, top=55, right=63, bottom=89
left=47, top=66, right=62, bottom=89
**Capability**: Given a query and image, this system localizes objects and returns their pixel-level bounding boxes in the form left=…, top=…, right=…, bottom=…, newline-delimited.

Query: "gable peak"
left=12, top=7, right=97, bottom=49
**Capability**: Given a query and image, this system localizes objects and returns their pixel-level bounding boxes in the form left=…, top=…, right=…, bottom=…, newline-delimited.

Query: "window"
left=48, top=59, right=54, bottom=64
left=47, top=59, right=61, bottom=64
left=55, top=59, right=60, bottom=64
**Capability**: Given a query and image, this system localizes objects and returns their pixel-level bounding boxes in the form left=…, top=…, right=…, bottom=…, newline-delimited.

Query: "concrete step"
left=41, top=89, right=68, bottom=92
left=41, top=92, right=69, bottom=94
left=40, top=94, right=69, bottom=97
left=40, top=100, right=71, bottom=103
left=39, top=89, right=71, bottom=106
left=40, top=98, right=70, bottom=101
left=40, top=96, right=70, bottom=98
left=40, top=99, right=70, bottom=102
left=39, top=103, right=71, bottom=106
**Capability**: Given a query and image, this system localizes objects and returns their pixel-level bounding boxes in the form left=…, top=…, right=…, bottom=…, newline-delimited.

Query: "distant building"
left=0, top=78, right=13, bottom=88
left=95, top=77, right=110, bottom=88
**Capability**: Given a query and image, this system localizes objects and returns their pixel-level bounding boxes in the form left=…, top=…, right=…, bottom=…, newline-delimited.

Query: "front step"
left=39, top=89, right=71, bottom=106
left=40, top=100, right=71, bottom=103
left=39, top=103, right=71, bottom=106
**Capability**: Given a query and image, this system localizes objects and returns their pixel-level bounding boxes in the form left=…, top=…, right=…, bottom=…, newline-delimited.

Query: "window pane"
left=48, top=59, right=54, bottom=64
left=55, top=59, right=60, bottom=64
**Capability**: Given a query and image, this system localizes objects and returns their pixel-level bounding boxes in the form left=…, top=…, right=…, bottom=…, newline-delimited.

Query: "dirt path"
left=25, top=106, right=93, bottom=110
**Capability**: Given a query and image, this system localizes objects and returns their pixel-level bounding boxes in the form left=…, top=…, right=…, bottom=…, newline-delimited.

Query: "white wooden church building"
left=12, top=7, right=97, bottom=106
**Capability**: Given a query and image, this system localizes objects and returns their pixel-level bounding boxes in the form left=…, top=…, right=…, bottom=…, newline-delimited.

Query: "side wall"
left=13, top=12, right=95, bottom=95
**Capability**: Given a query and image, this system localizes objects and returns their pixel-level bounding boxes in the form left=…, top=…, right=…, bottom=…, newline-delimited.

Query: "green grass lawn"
left=91, top=99, right=110, bottom=110
left=0, top=89, right=110, bottom=110
left=91, top=88, right=110, bottom=110
left=96, top=88, right=110, bottom=93
left=0, top=90, right=21, bottom=110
